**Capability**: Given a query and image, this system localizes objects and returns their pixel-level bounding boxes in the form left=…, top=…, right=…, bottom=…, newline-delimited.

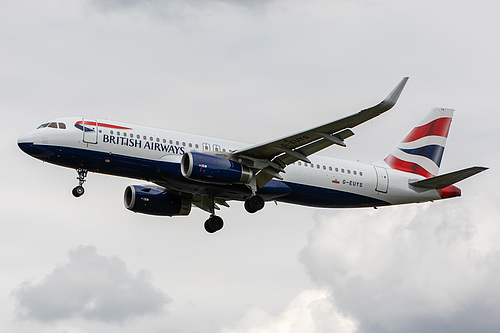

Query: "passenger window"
left=323, top=165, right=326, bottom=170
left=353, top=171, right=357, bottom=175
left=298, top=161, right=302, bottom=166
left=143, top=136, right=147, bottom=140
left=163, top=139, right=166, bottom=143
left=137, top=134, right=140, bottom=139
left=150, top=137, right=153, bottom=141
left=189, top=143, right=193, bottom=148
left=111, top=130, right=114, bottom=135
left=347, top=170, right=351, bottom=174
left=49, top=122, right=58, bottom=128
left=156, top=138, right=160, bottom=142
left=58, top=123, right=66, bottom=129
left=117, top=131, right=121, bottom=136
left=123, top=132, right=127, bottom=137
left=329, top=166, right=332, bottom=171
left=335, top=167, right=339, bottom=172
left=130, top=133, right=133, bottom=138
left=360, top=172, right=363, bottom=176
left=195, top=144, right=199, bottom=149
left=341, top=168, right=345, bottom=173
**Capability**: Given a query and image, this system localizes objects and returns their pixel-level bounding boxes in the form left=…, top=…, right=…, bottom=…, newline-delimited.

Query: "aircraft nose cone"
left=17, top=131, right=41, bottom=157
left=18, top=130, right=35, bottom=143
left=18, top=131, right=34, bottom=151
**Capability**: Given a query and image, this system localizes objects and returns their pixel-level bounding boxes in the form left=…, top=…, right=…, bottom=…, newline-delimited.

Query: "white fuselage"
left=18, top=117, right=450, bottom=209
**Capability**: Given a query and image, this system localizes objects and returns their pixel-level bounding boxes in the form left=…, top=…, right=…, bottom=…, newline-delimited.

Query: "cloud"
left=85, top=0, right=275, bottom=18
left=299, top=198, right=500, bottom=333
left=12, top=246, right=170, bottom=323
left=221, top=289, right=356, bottom=333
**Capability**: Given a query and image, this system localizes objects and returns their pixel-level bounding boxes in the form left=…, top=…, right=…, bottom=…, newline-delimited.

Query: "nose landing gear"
left=72, top=168, right=87, bottom=197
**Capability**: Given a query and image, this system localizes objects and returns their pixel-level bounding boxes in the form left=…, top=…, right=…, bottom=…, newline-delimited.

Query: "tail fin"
left=382, top=107, right=454, bottom=178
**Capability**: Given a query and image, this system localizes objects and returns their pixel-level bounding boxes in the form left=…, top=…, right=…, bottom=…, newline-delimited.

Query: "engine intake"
left=124, top=185, right=191, bottom=216
left=181, top=152, right=253, bottom=184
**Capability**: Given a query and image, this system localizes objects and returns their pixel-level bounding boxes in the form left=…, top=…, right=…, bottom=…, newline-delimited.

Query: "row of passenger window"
left=108, top=130, right=227, bottom=152
left=107, top=129, right=357, bottom=174
left=296, top=161, right=363, bottom=176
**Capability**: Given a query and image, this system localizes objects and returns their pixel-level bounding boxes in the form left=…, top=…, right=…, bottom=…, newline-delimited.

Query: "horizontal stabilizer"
left=409, top=166, right=488, bottom=189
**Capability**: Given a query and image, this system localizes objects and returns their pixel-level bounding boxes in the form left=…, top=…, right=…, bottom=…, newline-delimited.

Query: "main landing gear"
left=204, top=215, right=224, bottom=234
left=244, top=195, right=265, bottom=213
left=72, top=168, right=87, bottom=197
left=203, top=195, right=265, bottom=233
left=204, top=196, right=224, bottom=233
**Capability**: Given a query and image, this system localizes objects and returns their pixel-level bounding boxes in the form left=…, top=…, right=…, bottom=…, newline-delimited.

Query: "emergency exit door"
left=374, top=166, right=389, bottom=193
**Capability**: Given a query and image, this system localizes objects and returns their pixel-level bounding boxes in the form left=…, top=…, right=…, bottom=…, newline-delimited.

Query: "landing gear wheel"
left=244, top=195, right=265, bottom=213
left=204, top=216, right=224, bottom=233
left=72, top=168, right=88, bottom=198
left=72, top=185, right=85, bottom=197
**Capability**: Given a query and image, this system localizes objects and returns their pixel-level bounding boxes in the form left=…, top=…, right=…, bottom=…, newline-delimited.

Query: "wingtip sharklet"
left=382, top=76, right=409, bottom=108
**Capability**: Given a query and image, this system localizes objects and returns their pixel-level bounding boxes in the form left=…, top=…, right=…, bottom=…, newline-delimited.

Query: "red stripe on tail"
left=384, top=154, right=435, bottom=178
left=402, top=117, right=452, bottom=143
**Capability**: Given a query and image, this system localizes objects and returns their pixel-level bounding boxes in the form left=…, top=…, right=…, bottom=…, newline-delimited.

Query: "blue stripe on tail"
left=400, top=145, right=445, bottom=167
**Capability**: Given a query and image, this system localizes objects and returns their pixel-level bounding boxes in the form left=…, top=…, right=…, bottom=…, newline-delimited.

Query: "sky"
left=1, top=0, right=499, bottom=332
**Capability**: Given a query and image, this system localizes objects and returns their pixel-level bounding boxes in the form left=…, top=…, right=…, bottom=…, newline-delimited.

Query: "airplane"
left=17, top=77, right=487, bottom=233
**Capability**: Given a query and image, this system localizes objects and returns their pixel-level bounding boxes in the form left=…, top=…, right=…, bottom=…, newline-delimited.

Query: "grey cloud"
left=13, top=246, right=170, bottom=323
left=299, top=200, right=500, bottom=333
left=86, top=0, right=275, bottom=16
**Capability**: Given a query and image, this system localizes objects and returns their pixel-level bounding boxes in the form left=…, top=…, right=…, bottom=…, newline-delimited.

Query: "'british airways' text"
left=102, top=134, right=185, bottom=154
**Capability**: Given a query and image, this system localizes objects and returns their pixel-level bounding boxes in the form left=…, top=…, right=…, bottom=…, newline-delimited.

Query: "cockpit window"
left=37, top=122, right=67, bottom=129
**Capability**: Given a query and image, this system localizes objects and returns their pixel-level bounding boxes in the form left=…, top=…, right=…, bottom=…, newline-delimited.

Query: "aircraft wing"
left=233, top=77, right=409, bottom=187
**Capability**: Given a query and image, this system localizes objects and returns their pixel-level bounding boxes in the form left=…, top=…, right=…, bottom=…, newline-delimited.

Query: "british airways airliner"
left=17, top=78, right=487, bottom=233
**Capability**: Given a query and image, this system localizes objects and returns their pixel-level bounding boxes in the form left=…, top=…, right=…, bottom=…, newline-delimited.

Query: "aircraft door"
left=82, top=119, right=98, bottom=144
left=374, top=166, right=389, bottom=193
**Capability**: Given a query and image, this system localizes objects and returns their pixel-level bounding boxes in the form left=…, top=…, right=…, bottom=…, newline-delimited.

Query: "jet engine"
left=181, top=152, right=253, bottom=184
left=124, top=185, right=191, bottom=216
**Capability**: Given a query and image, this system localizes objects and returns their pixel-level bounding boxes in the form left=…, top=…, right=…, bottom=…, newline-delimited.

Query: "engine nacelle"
left=181, top=152, right=253, bottom=184
left=124, top=185, right=191, bottom=216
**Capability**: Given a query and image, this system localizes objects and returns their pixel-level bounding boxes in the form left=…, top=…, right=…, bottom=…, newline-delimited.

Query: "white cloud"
left=299, top=197, right=500, bottom=332
left=12, top=246, right=170, bottom=323
left=221, top=289, right=356, bottom=333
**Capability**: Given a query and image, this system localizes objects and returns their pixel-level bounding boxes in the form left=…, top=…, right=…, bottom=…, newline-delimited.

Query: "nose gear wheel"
left=72, top=168, right=88, bottom=197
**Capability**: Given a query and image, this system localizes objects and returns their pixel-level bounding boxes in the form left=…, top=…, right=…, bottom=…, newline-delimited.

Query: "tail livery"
left=384, top=107, right=453, bottom=178
left=382, top=107, right=487, bottom=198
